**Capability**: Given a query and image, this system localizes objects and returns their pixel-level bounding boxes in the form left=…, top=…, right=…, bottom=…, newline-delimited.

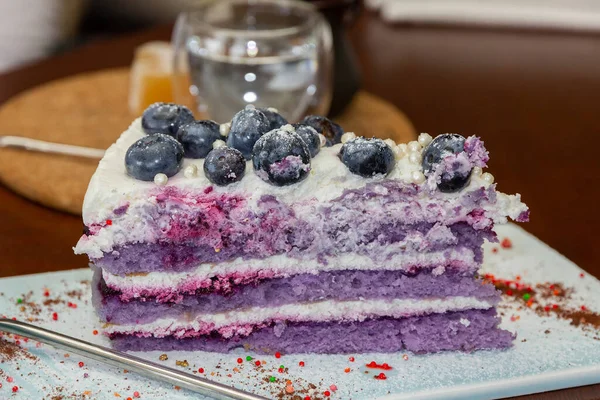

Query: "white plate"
left=0, top=224, right=599, bottom=400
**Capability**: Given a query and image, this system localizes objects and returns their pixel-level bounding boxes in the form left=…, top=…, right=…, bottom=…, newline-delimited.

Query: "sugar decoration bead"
left=267, top=107, right=279, bottom=113
left=212, top=139, right=227, bottom=149
left=482, top=172, right=495, bottom=185
left=154, top=173, right=168, bottom=186
left=408, top=151, right=422, bottom=164
left=384, top=138, right=396, bottom=148
left=219, top=122, right=231, bottom=137
left=318, top=134, right=327, bottom=147
left=411, top=170, right=426, bottom=184
left=392, top=145, right=406, bottom=160
left=183, top=164, right=198, bottom=179
left=408, top=140, right=422, bottom=152
left=340, top=132, right=356, bottom=143
left=472, top=166, right=483, bottom=176
left=245, top=104, right=256, bottom=110
left=281, top=124, right=295, bottom=133
left=418, top=133, right=433, bottom=146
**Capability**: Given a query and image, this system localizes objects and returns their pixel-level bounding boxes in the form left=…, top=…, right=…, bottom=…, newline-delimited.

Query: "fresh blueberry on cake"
left=226, top=106, right=272, bottom=159
left=259, top=107, right=288, bottom=131
left=301, top=115, right=344, bottom=145
left=75, top=104, right=529, bottom=354
left=203, top=147, right=246, bottom=186
left=176, top=120, right=224, bottom=159
left=124, top=134, right=184, bottom=181
left=293, top=124, right=321, bottom=157
left=141, top=102, right=194, bottom=137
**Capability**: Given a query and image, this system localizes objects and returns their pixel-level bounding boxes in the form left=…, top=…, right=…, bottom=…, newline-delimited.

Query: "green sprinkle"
left=16, top=298, right=22, bottom=304
left=269, top=376, right=276, bottom=382
left=523, top=293, right=531, bottom=301
left=246, top=356, right=253, bottom=361
left=279, top=365, right=284, bottom=369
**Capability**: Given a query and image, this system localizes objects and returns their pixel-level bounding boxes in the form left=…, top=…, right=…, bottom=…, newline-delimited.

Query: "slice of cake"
left=75, top=103, right=528, bottom=354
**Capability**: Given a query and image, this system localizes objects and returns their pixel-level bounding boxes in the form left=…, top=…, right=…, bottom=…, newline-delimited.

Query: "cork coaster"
left=0, top=67, right=416, bottom=215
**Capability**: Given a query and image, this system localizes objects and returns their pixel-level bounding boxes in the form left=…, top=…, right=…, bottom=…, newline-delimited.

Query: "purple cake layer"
left=93, top=268, right=500, bottom=324
left=95, top=221, right=494, bottom=275
left=109, top=309, right=514, bottom=354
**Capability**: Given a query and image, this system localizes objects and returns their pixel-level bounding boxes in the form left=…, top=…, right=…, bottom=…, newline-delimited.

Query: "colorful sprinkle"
left=375, top=373, right=387, bottom=380
left=44, top=290, right=50, bottom=297
left=544, top=306, right=551, bottom=312
left=237, top=358, right=243, bottom=364
left=12, top=386, right=18, bottom=393
left=582, top=305, right=587, bottom=311
left=344, top=367, right=351, bottom=373
left=133, top=391, right=140, bottom=398
left=501, top=238, right=512, bottom=248
left=330, top=384, right=337, bottom=391
left=491, top=247, right=498, bottom=253
left=198, top=368, right=204, bottom=373
left=366, top=361, right=393, bottom=370
left=159, top=354, right=168, bottom=361
left=275, top=352, right=281, bottom=358
left=84, top=373, right=89, bottom=378
left=255, top=360, right=261, bottom=366
left=523, top=293, right=531, bottom=301
left=553, top=304, right=559, bottom=309
left=506, top=289, right=513, bottom=296
left=348, top=356, right=355, bottom=362
left=269, top=376, right=276, bottom=382
left=304, top=397, right=311, bottom=400
left=286, top=385, right=294, bottom=394
left=79, top=361, right=85, bottom=368
left=580, top=273, right=585, bottom=278
left=299, top=361, right=305, bottom=367
left=16, top=298, right=22, bottom=304
left=246, top=356, right=253, bottom=361
left=7, top=377, right=13, bottom=383
left=176, top=360, right=189, bottom=367
left=324, top=390, right=331, bottom=397
left=93, top=330, right=99, bottom=335
left=52, top=312, right=58, bottom=321
left=106, top=219, right=113, bottom=226
left=402, top=354, right=409, bottom=361
left=127, top=397, right=133, bottom=400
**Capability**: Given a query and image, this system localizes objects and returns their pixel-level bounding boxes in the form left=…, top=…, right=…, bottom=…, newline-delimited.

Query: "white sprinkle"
left=408, top=151, right=422, bottom=164
left=212, top=139, right=227, bottom=149
left=418, top=133, right=433, bottom=146
left=245, top=104, right=256, bottom=110
left=219, top=122, right=231, bottom=137
left=154, top=173, right=168, bottom=186
left=460, top=318, right=471, bottom=327
left=281, top=124, right=295, bottom=133
left=432, top=266, right=445, bottom=276
left=393, top=145, right=406, bottom=160
left=398, top=143, right=408, bottom=153
left=411, top=170, right=426, bottom=184
left=267, top=107, right=278, bottom=113
left=341, top=132, right=356, bottom=144
left=408, top=140, right=422, bottom=152
left=384, top=138, right=396, bottom=148
left=472, top=166, right=483, bottom=176
left=482, top=172, right=495, bottom=185
left=183, top=165, right=198, bottom=179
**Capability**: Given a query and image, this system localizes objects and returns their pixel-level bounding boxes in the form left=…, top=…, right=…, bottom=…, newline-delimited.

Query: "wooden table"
left=1, top=11, right=599, bottom=400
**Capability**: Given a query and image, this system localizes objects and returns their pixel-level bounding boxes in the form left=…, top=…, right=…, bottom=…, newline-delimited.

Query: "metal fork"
left=0, top=136, right=105, bottom=159
left=0, top=319, right=267, bottom=400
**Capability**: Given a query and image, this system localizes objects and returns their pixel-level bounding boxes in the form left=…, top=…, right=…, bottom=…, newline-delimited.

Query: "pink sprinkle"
left=133, top=391, right=140, bottom=398
left=329, top=384, right=337, bottom=392
left=7, top=377, right=13, bottom=383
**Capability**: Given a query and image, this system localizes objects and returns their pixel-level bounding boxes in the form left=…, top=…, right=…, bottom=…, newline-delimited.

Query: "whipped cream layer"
left=74, top=118, right=528, bottom=262
left=103, top=296, right=494, bottom=339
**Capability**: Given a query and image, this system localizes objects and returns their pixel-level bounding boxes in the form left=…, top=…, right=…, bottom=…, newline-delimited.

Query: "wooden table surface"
left=1, top=10, right=599, bottom=400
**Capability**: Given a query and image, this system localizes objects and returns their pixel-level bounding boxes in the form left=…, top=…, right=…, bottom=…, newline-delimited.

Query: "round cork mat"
left=0, top=67, right=416, bottom=215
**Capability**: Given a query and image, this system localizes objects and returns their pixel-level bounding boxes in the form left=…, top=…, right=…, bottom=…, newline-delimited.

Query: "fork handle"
left=0, top=136, right=105, bottom=159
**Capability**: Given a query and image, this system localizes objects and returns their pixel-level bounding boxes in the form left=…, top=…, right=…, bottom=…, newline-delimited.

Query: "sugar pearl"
left=482, top=172, right=495, bottom=185
left=154, top=173, right=168, bottom=186
left=384, top=139, right=396, bottom=148
left=281, top=124, right=295, bottom=133
left=472, top=166, right=483, bottom=176
left=418, top=133, right=433, bottom=146
left=318, top=134, right=327, bottom=147
left=183, top=165, right=198, bottom=179
left=408, top=141, right=422, bottom=152
left=408, top=151, right=422, bottom=164
left=245, top=104, right=255, bottom=110
left=219, top=122, right=231, bottom=137
left=398, top=143, right=408, bottom=152
left=212, top=139, right=227, bottom=149
left=341, top=132, right=356, bottom=144
left=411, top=171, right=426, bottom=184
left=267, top=107, right=278, bottom=113
left=392, top=145, right=406, bottom=160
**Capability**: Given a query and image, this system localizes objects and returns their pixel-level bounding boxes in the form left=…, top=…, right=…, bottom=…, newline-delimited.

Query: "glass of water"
left=172, top=0, right=333, bottom=123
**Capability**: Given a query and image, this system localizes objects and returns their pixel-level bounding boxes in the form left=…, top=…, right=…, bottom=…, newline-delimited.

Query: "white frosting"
left=102, top=248, right=477, bottom=294
left=103, top=296, right=493, bottom=338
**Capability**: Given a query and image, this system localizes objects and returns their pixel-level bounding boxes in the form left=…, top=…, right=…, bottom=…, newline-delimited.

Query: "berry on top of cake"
left=76, top=103, right=528, bottom=354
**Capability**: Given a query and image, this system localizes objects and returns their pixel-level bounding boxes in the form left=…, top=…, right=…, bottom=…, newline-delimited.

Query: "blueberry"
left=292, top=124, right=321, bottom=157
left=141, top=102, right=195, bottom=137
left=252, top=129, right=311, bottom=186
left=176, top=120, right=224, bottom=159
left=125, top=134, right=184, bottom=181
left=422, top=134, right=471, bottom=193
left=259, top=108, right=288, bottom=131
left=226, top=108, right=272, bottom=159
left=339, top=137, right=395, bottom=177
left=203, top=147, right=246, bottom=186
left=300, top=115, right=344, bottom=145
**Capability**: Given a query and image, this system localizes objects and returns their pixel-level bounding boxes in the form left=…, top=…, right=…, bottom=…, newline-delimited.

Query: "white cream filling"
left=102, top=248, right=477, bottom=294
left=104, top=296, right=493, bottom=338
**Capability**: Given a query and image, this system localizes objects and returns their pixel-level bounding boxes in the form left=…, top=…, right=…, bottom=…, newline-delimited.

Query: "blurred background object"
left=367, top=0, right=600, bottom=31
